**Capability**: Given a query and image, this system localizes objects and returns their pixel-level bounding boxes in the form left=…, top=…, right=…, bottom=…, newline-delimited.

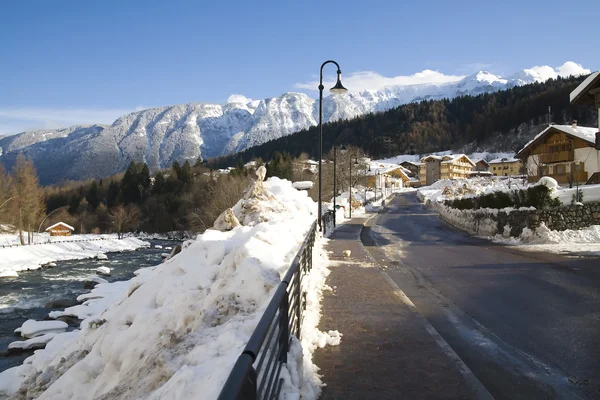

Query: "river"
left=0, top=240, right=177, bottom=373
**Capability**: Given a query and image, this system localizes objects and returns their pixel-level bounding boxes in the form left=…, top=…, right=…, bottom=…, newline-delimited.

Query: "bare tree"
left=110, top=204, right=141, bottom=239
left=10, top=155, right=46, bottom=244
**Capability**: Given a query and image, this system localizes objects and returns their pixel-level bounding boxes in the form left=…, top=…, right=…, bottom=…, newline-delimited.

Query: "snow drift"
left=0, top=167, right=337, bottom=400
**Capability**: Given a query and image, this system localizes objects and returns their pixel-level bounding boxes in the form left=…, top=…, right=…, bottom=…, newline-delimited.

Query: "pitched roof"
left=516, top=124, right=598, bottom=158
left=570, top=71, right=600, bottom=105
left=440, top=154, right=476, bottom=167
left=473, top=159, right=489, bottom=166
left=489, top=157, right=520, bottom=164
left=45, top=222, right=75, bottom=231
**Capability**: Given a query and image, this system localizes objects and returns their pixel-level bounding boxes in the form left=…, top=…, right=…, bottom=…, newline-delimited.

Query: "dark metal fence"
left=218, top=220, right=317, bottom=400
left=0, top=237, right=114, bottom=248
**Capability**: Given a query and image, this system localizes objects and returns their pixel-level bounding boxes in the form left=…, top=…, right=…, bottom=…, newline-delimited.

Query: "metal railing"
left=1, top=237, right=115, bottom=248
left=218, top=220, right=317, bottom=400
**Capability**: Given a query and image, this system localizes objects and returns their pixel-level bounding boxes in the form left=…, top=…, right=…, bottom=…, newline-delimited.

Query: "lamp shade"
left=330, top=73, right=348, bottom=94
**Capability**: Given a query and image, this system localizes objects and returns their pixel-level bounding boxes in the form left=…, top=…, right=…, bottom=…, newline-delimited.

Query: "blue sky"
left=1, top=0, right=598, bottom=135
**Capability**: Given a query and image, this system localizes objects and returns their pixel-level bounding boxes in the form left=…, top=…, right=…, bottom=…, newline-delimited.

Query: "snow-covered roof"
left=440, top=154, right=475, bottom=166
left=570, top=71, right=600, bottom=104
left=488, top=157, right=520, bottom=164
left=365, top=163, right=409, bottom=179
left=400, top=160, right=420, bottom=167
left=473, top=159, right=489, bottom=165
left=516, top=124, right=599, bottom=157
left=45, top=222, right=74, bottom=231
left=420, top=155, right=443, bottom=162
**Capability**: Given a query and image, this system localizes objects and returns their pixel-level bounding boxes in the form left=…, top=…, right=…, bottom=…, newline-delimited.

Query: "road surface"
left=363, top=192, right=600, bottom=399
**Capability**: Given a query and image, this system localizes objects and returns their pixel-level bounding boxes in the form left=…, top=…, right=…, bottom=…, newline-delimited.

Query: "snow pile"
left=553, top=184, right=600, bottom=205
left=15, top=320, right=68, bottom=339
left=0, top=167, right=337, bottom=400
left=0, top=236, right=149, bottom=278
left=417, top=176, right=528, bottom=203
left=493, top=224, right=600, bottom=256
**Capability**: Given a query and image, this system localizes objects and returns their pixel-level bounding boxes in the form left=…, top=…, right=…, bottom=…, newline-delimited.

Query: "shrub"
left=445, top=185, right=561, bottom=210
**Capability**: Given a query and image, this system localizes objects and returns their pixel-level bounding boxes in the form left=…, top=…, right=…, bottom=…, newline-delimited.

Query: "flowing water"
left=0, top=240, right=177, bottom=373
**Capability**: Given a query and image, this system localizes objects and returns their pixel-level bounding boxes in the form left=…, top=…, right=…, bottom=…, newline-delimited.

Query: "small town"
left=0, top=1, right=599, bottom=399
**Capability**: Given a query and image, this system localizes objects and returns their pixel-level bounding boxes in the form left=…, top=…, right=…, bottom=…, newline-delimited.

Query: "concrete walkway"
left=314, top=217, right=478, bottom=400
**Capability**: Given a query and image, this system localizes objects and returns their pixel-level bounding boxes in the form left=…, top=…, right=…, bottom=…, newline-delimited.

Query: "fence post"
left=278, top=296, right=289, bottom=362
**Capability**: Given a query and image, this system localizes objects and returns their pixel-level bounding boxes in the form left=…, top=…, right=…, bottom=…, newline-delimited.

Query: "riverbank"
left=0, top=240, right=174, bottom=376
left=0, top=235, right=149, bottom=278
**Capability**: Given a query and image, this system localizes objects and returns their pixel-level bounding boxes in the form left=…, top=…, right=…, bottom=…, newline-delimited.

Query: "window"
left=556, top=165, right=564, bottom=174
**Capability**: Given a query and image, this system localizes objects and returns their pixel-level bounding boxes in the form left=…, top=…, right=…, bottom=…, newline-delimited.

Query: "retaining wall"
left=437, top=202, right=600, bottom=237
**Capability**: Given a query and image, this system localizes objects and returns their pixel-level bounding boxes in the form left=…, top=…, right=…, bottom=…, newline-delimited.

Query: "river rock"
left=95, top=253, right=108, bottom=260
left=96, top=266, right=111, bottom=276
left=17, top=320, right=67, bottom=339
left=45, top=298, right=79, bottom=309
left=84, top=276, right=108, bottom=289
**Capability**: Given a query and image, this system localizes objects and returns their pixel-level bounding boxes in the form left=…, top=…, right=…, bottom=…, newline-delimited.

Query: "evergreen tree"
left=86, top=181, right=100, bottom=209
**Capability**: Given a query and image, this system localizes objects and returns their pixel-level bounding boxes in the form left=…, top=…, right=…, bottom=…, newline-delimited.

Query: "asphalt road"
left=363, top=192, right=600, bottom=399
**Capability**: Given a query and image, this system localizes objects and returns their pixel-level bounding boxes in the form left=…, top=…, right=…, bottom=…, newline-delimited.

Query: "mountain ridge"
left=0, top=62, right=591, bottom=184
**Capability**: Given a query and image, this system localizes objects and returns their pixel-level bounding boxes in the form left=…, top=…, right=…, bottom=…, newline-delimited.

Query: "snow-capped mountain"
left=0, top=62, right=590, bottom=184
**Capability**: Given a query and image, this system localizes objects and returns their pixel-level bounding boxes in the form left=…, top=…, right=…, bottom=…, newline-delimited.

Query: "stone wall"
left=438, top=202, right=600, bottom=237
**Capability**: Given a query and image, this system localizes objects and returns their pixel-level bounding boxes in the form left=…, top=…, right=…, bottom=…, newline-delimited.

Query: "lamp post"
left=374, top=170, right=379, bottom=201
left=349, top=154, right=358, bottom=218
left=317, top=60, right=347, bottom=231
left=333, top=146, right=337, bottom=227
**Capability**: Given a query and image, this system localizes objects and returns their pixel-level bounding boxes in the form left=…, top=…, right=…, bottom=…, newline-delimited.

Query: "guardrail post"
left=279, top=295, right=289, bottom=362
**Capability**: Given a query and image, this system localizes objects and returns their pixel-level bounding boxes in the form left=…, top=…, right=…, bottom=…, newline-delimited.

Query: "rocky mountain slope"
left=0, top=62, right=590, bottom=184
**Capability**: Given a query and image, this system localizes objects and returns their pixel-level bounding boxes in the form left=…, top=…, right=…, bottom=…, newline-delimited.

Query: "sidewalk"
left=314, top=218, right=474, bottom=399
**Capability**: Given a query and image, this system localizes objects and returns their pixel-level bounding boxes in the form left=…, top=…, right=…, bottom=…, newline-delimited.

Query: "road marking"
left=360, top=201, right=495, bottom=400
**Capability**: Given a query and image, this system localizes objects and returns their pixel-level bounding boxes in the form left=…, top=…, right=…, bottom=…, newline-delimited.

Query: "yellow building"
left=419, top=154, right=475, bottom=186
left=488, top=157, right=523, bottom=176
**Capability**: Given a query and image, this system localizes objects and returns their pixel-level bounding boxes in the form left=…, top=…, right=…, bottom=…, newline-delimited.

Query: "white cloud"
left=523, top=61, right=590, bottom=82
left=226, top=94, right=253, bottom=104
left=0, top=107, right=143, bottom=136
left=294, top=69, right=467, bottom=93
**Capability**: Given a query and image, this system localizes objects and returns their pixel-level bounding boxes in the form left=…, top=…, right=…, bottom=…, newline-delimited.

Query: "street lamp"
left=317, top=60, right=347, bottom=231
left=349, top=154, right=358, bottom=218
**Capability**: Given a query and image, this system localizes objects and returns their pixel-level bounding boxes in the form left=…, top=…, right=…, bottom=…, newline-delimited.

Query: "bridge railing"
left=218, top=220, right=317, bottom=400
left=0, top=237, right=116, bottom=248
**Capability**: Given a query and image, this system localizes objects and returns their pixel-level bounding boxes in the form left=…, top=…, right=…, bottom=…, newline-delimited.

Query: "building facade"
left=419, top=154, right=475, bottom=186
left=516, top=124, right=600, bottom=185
left=489, top=157, right=523, bottom=176
left=45, top=222, right=74, bottom=236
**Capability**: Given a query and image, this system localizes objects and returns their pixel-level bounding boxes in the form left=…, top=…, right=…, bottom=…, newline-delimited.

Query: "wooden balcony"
left=528, top=170, right=588, bottom=184
left=539, top=150, right=574, bottom=164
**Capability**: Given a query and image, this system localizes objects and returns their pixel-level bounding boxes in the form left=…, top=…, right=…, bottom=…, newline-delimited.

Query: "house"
left=515, top=123, right=600, bottom=185
left=45, top=222, right=74, bottom=236
left=419, top=154, right=475, bottom=186
left=366, top=164, right=411, bottom=191
left=570, top=70, right=600, bottom=183
left=399, top=160, right=420, bottom=177
left=473, top=159, right=490, bottom=172
left=488, top=157, right=523, bottom=177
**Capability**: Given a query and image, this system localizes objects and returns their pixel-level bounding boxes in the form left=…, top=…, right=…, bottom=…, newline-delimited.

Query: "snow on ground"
left=553, top=184, right=600, bottom=205
left=417, top=176, right=529, bottom=203
left=15, top=320, right=68, bottom=339
left=0, top=167, right=338, bottom=400
left=492, top=224, right=600, bottom=257
left=0, top=235, right=149, bottom=278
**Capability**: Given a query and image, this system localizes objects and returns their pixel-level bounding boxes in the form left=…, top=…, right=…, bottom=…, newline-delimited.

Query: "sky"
left=0, top=0, right=598, bottom=135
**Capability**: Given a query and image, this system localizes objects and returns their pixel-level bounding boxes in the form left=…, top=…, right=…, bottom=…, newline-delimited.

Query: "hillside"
left=0, top=63, right=590, bottom=185
left=208, top=75, right=598, bottom=168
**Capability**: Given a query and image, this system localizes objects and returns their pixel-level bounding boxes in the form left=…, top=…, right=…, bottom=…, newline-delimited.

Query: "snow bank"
left=491, top=223, right=600, bottom=256
left=417, top=176, right=529, bottom=203
left=0, top=236, right=149, bottom=278
left=553, top=184, right=600, bottom=205
left=0, top=167, right=337, bottom=400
